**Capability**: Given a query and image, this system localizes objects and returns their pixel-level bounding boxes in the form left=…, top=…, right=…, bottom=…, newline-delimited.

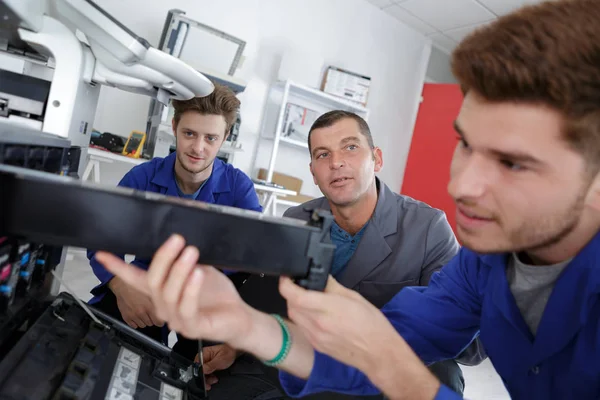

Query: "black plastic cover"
left=0, top=165, right=334, bottom=290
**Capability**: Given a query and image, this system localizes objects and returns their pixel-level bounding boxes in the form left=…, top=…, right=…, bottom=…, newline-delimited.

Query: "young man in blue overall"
left=87, top=84, right=261, bottom=360
left=97, top=0, right=600, bottom=399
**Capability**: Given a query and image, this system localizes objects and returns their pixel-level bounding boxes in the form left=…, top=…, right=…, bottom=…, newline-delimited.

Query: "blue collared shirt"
left=175, top=179, right=206, bottom=200
left=330, top=221, right=368, bottom=277
left=88, top=152, right=262, bottom=303
left=280, top=232, right=600, bottom=399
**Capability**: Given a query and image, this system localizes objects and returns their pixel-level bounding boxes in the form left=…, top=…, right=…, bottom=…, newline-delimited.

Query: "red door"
left=401, top=84, right=463, bottom=235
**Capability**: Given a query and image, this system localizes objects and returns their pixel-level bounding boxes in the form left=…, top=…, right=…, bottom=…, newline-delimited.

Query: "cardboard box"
left=258, top=169, right=302, bottom=193
left=257, top=169, right=316, bottom=205
left=285, top=194, right=315, bottom=204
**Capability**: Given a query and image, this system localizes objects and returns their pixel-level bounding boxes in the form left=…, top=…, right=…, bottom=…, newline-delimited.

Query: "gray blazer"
left=283, top=178, right=459, bottom=308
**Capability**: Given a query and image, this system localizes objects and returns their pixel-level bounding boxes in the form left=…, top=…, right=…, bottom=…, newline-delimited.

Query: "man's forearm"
left=236, top=311, right=440, bottom=398
left=365, top=334, right=440, bottom=400
left=233, top=307, right=315, bottom=379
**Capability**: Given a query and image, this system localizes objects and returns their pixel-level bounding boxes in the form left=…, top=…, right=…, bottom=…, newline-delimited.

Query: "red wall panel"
left=401, top=84, right=463, bottom=235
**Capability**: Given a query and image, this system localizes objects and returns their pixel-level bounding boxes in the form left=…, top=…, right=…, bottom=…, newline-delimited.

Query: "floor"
left=60, top=247, right=509, bottom=399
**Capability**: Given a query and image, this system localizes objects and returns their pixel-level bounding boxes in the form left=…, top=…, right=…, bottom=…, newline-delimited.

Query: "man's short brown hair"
left=451, top=0, right=600, bottom=168
left=171, top=83, right=240, bottom=135
left=308, top=111, right=374, bottom=155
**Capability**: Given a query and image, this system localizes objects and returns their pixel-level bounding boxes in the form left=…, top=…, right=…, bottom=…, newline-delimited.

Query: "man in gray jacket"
left=198, top=111, right=479, bottom=398
left=286, top=112, right=458, bottom=305
left=281, top=111, right=468, bottom=397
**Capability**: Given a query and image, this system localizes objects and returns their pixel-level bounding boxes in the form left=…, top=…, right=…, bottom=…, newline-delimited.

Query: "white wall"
left=91, top=0, right=431, bottom=194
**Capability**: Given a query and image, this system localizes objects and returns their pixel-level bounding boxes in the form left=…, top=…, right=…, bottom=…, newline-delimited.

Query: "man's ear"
left=585, top=172, right=600, bottom=212
left=310, top=162, right=317, bottom=185
left=172, top=119, right=177, bottom=135
left=373, top=147, right=383, bottom=173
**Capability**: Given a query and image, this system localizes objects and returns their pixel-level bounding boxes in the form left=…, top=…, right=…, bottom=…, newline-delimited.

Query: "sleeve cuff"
left=434, top=384, right=463, bottom=400
left=90, top=265, right=114, bottom=291
left=279, top=351, right=331, bottom=398
left=279, top=351, right=380, bottom=398
left=90, top=278, right=112, bottom=296
left=279, top=371, right=309, bottom=398
left=278, top=353, right=460, bottom=399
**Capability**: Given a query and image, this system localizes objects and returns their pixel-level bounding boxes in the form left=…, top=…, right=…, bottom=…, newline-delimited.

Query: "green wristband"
left=263, top=314, right=292, bottom=367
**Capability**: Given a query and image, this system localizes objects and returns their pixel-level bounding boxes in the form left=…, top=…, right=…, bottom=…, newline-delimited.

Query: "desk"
left=253, top=183, right=297, bottom=216
left=82, top=147, right=145, bottom=183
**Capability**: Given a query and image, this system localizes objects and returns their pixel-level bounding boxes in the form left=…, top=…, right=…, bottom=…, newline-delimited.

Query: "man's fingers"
left=179, top=268, right=204, bottom=323
left=202, top=345, right=220, bottom=374
left=206, top=375, right=218, bottom=386
left=147, top=234, right=186, bottom=294
left=162, top=246, right=199, bottom=310
left=200, top=346, right=219, bottom=374
left=279, top=276, right=307, bottom=302
left=202, top=345, right=218, bottom=362
left=324, top=276, right=347, bottom=295
left=324, top=276, right=362, bottom=300
left=125, top=319, right=138, bottom=329
left=96, top=252, right=151, bottom=296
left=203, top=362, right=216, bottom=375
left=205, top=374, right=218, bottom=391
left=140, top=312, right=154, bottom=328
left=132, top=317, right=146, bottom=329
left=279, top=276, right=328, bottom=312
left=150, top=312, right=165, bottom=327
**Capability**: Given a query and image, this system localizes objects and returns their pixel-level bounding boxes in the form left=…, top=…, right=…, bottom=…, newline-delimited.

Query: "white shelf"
left=280, top=136, right=308, bottom=149
left=218, top=143, right=244, bottom=154
left=276, top=199, right=301, bottom=207
left=254, top=184, right=297, bottom=196
left=259, top=135, right=309, bottom=150
left=281, top=80, right=369, bottom=115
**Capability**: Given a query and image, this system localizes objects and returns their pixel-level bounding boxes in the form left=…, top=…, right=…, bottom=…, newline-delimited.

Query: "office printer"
left=0, top=1, right=334, bottom=399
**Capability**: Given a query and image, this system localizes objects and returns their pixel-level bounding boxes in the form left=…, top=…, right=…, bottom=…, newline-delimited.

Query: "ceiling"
left=366, top=0, right=546, bottom=54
